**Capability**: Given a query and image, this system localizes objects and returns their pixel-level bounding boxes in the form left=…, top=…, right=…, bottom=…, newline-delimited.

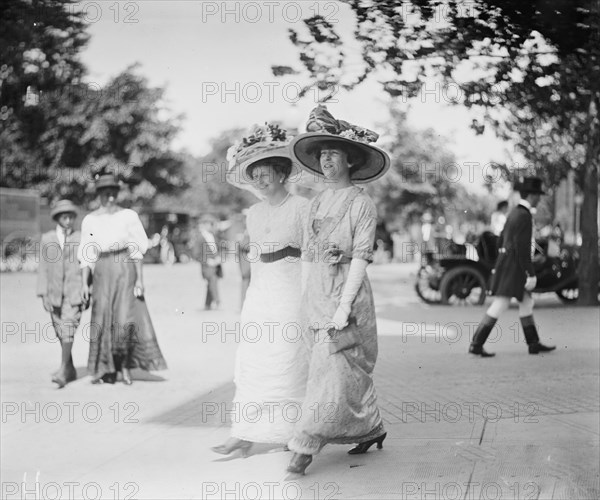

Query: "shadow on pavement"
left=148, top=380, right=235, bottom=428
left=73, top=366, right=167, bottom=382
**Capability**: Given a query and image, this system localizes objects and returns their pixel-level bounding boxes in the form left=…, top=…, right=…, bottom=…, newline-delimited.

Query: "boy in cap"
left=37, top=199, right=85, bottom=387
left=469, top=177, right=556, bottom=357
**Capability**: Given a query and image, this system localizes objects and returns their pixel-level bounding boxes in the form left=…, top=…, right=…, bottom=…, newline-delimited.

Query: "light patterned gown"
left=288, top=186, right=385, bottom=455
left=231, top=194, right=310, bottom=443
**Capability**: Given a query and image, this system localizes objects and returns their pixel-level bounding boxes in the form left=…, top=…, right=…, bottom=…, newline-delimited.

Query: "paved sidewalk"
left=1, top=263, right=598, bottom=499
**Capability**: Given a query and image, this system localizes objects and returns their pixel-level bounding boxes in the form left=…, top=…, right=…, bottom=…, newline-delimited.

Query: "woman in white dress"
left=211, top=124, right=309, bottom=456
left=78, top=174, right=167, bottom=385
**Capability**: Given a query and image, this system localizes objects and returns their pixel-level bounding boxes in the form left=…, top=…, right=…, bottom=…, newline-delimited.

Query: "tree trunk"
left=577, top=163, right=599, bottom=305
left=577, top=98, right=600, bottom=305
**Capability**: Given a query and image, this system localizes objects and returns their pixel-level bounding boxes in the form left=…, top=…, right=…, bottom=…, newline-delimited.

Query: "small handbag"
left=327, top=316, right=360, bottom=354
left=215, top=264, right=223, bottom=278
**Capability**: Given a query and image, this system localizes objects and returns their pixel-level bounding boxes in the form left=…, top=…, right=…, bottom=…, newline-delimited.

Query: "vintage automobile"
left=415, top=231, right=580, bottom=305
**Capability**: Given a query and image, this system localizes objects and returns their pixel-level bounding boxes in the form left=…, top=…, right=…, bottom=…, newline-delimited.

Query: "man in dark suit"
left=195, top=215, right=222, bottom=310
left=36, top=200, right=85, bottom=387
left=469, top=177, right=556, bottom=357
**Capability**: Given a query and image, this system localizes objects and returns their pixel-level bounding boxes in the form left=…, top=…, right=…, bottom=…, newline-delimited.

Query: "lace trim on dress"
left=305, top=187, right=362, bottom=263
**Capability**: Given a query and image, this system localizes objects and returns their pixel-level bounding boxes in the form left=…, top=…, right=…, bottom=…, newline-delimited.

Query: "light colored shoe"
left=211, top=439, right=252, bottom=457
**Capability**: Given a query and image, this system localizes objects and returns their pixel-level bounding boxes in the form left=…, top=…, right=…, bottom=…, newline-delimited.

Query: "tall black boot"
left=469, top=315, right=497, bottom=357
left=521, top=316, right=556, bottom=354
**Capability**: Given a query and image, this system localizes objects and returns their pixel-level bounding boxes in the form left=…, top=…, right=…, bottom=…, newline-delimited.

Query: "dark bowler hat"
left=516, top=176, right=545, bottom=195
left=50, top=199, right=78, bottom=220
left=94, top=173, right=120, bottom=191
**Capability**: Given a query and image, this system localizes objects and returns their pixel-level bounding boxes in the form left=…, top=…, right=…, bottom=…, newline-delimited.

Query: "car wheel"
left=440, top=265, right=487, bottom=305
left=415, top=265, right=442, bottom=304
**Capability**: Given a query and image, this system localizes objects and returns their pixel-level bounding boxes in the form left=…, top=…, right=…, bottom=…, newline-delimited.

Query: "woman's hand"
left=134, top=280, right=144, bottom=298
left=81, top=284, right=90, bottom=303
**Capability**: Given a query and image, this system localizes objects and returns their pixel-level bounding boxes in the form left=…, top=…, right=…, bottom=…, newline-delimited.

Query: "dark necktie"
left=62, top=231, right=69, bottom=271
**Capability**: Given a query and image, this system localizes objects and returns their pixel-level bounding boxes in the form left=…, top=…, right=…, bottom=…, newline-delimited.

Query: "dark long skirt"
left=88, top=252, right=167, bottom=378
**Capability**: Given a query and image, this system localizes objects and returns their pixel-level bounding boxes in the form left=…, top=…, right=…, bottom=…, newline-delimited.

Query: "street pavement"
left=1, top=261, right=598, bottom=499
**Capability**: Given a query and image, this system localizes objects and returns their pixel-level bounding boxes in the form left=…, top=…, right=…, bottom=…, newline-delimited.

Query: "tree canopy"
left=276, top=0, right=599, bottom=304
left=365, top=107, right=492, bottom=230
left=1, top=0, right=186, bottom=207
left=154, top=128, right=256, bottom=217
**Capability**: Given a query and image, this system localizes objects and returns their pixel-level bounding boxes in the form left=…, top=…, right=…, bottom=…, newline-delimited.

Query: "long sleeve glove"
left=331, top=258, right=369, bottom=330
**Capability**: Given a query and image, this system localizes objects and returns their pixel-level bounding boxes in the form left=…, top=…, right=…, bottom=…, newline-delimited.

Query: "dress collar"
left=518, top=199, right=536, bottom=215
left=518, top=199, right=531, bottom=212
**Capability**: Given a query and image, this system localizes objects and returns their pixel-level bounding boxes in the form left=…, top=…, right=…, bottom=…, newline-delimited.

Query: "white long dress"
left=231, top=194, right=309, bottom=443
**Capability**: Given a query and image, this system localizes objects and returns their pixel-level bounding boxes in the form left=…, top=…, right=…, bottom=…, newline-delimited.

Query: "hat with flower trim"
left=225, top=123, right=297, bottom=190
left=290, top=105, right=391, bottom=183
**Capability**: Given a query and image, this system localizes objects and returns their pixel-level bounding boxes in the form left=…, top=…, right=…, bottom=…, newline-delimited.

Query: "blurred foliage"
left=366, top=108, right=491, bottom=229
left=277, top=0, right=599, bottom=303
left=1, top=1, right=187, bottom=208
left=154, top=129, right=256, bottom=218
left=1, top=0, right=88, bottom=119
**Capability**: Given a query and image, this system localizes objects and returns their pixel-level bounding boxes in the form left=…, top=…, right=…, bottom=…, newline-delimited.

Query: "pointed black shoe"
left=528, top=342, right=556, bottom=354
left=468, top=344, right=495, bottom=357
left=348, top=432, right=387, bottom=455
left=91, top=372, right=116, bottom=384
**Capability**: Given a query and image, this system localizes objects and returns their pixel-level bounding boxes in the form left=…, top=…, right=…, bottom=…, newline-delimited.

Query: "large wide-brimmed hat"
left=94, top=173, right=120, bottom=192
left=225, top=123, right=300, bottom=195
left=515, top=176, right=545, bottom=195
left=50, top=199, right=78, bottom=220
left=290, top=105, right=391, bottom=183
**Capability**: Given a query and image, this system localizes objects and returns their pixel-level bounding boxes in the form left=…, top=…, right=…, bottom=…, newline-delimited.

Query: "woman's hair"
left=309, top=141, right=365, bottom=168
left=247, top=156, right=292, bottom=182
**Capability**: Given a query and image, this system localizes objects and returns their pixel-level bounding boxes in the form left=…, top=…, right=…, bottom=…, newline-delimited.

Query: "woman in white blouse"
left=78, top=174, right=167, bottom=385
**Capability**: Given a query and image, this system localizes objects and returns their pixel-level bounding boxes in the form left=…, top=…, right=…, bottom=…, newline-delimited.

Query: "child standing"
left=37, top=200, right=85, bottom=388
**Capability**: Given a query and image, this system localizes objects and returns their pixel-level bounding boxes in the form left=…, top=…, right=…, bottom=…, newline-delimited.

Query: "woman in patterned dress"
left=210, top=124, right=309, bottom=456
left=286, top=106, right=391, bottom=475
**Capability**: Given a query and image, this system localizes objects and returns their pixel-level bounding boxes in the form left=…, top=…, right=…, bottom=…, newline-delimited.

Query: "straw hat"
left=225, top=123, right=301, bottom=195
left=290, top=105, right=391, bottom=183
left=50, top=199, right=78, bottom=220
